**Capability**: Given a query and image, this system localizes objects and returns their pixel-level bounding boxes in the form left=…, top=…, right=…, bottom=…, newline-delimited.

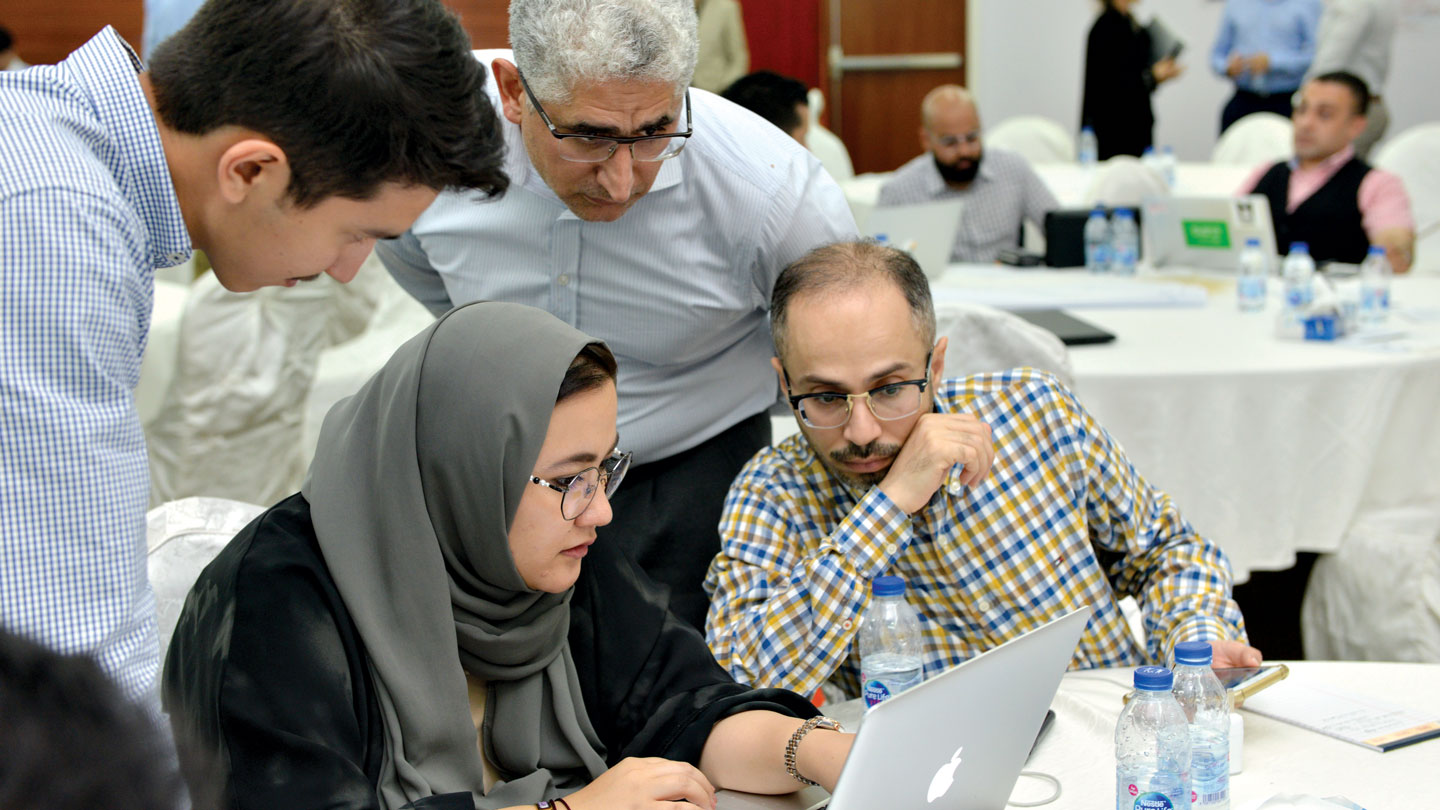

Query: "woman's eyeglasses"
left=529, top=449, right=632, bottom=520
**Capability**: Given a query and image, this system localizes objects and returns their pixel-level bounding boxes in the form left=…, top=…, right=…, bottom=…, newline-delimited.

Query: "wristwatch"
left=785, top=715, right=844, bottom=786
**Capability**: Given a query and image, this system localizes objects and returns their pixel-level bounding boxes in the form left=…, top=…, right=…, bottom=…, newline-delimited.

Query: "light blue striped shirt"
left=1211, top=0, right=1323, bottom=95
left=1, top=28, right=191, bottom=714
left=378, top=50, right=857, bottom=462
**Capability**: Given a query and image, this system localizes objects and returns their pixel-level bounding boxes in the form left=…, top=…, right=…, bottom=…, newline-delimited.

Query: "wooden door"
left=819, top=0, right=966, bottom=175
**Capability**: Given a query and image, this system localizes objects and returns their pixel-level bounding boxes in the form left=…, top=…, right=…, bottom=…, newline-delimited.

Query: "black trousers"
left=600, top=409, right=772, bottom=631
left=1220, top=88, right=1297, bottom=135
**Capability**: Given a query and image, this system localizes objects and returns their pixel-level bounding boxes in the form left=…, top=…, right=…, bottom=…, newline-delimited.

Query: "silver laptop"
left=823, top=606, right=1091, bottom=810
left=1142, top=194, right=1277, bottom=270
left=861, top=200, right=966, bottom=280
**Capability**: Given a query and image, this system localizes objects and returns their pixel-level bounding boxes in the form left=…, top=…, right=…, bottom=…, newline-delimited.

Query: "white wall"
left=966, top=0, right=1440, bottom=162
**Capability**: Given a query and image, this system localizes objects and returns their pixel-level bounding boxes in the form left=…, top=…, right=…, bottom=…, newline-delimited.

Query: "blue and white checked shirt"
left=377, top=50, right=857, bottom=463
left=1211, top=0, right=1323, bottom=95
left=1, top=28, right=191, bottom=714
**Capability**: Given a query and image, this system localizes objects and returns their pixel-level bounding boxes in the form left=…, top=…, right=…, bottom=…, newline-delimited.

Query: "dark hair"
left=147, top=0, right=508, bottom=208
left=557, top=342, right=618, bottom=402
left=0, top=25, right=14, bottom=52
left=0, top=626, right=188, bottom=810
left=771, top=240, right=937, bottom=362
left=721, top=71, right=810, bottom=137
left=1311, top=71, right=1370, bottom=117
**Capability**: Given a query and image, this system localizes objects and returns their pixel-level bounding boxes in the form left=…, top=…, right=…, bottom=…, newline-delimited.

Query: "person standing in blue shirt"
left=377, top=0, right=856, bottom=631
left=1212, top=0, right=1323, bottom=133
left=0, top=0, right=506, bottom=724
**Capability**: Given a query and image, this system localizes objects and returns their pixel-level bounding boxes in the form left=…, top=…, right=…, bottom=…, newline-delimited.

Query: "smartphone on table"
left=1212, top=663, right=1289, bottom=706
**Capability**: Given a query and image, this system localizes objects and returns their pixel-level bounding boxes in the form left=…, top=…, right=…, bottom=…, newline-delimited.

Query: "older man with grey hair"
left=378, top=0, right=856, bottom=630
left=878, top=85, right=1057, bottom=264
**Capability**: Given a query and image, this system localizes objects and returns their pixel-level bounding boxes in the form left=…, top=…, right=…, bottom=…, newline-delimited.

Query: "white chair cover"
left=1082, top=156, right=1170, bottom=209
left=146, top=496, right=266, bottom=648
left=805, top=88, right=855, bottom=183
left=985, top=116, right=1076, bottom=165
left=1212, top=112, right=1294, bottom=167
left=1302, top=506, right=1440, bottom=662
left=1373, top=123, right=1440, bottom=275
left=144, top=254, right=388, bottom=507
left=937, top=302, right=1075, bottom=389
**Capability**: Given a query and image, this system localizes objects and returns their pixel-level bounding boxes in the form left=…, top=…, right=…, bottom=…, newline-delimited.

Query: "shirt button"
left=976, top=598, right=991, bottom=612
left=885, top=543, right=898, bottom=555
left=557, top=274, right=571, bottom=286
left=842, top=619, right=853, bottom=630
left=165, top=252, right=188, bottom=266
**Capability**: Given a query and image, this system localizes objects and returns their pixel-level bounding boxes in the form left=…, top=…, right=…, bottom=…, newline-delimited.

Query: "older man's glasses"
left=518, top=70, right=692, bottom=164
left=529, top=449, right=633, bottom=520
left=784, top=354, right=934, bottom=429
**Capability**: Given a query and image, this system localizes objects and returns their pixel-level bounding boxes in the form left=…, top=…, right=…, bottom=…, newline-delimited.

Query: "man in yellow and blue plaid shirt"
left=704, top=241, right=1259, bottom=699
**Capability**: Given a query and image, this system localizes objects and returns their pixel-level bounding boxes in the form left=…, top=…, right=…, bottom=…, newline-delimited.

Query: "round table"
left=719, top=661, right=1440, bottom=809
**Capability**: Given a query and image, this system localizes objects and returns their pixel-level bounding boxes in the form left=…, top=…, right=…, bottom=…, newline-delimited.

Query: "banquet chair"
left=1082, top=156, right=1169, bottom=208
left=804, top=88, right=855, bottom=183
left=1373, top=123, right=1440, bottom=275
left=147, top=496, right=266, bottom=648
left=1301, top=506, right=1440, bottom=662
left=937, top=302, right=1075, bottom=389
left=1211, top=112, right=1293, bottom=168
left=985, top=116, right=1076, bottom=165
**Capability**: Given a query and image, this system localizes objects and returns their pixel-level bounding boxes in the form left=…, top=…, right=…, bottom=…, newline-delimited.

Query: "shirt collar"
left=67, top=28, right=192, bottom=268
left=1289, top=144, right=1356, bottom=174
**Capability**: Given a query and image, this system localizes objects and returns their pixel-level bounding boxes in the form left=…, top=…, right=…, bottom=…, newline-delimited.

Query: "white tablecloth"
left=719, top=661, right=1440, bottom=810
left=925, top=268, right=1440, bottom=583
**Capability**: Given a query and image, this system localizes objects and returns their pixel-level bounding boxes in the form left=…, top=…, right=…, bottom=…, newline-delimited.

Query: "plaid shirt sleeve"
left=704, top=455, right=913, bottom=696
left=1062, top=383, right=1249, bottom=663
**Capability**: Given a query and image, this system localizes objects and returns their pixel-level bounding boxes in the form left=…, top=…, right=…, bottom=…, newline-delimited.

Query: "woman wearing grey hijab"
left=163, top=302, right=854, bottom=810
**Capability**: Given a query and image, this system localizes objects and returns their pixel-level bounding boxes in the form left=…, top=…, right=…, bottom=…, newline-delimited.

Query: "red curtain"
left=739, top=0, right=821, bottom=90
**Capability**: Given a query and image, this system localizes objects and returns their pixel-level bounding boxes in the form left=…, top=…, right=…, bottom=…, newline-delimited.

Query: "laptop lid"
left=1142, top=194, right=1277, bottom=270
left=861, top=200, right=965, bottom=280
left=826, top=607, right=1091, bottom=810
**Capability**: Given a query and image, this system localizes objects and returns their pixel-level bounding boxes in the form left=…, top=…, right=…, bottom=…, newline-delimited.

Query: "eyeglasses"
left=518, top=70, right=692, bottom=163
left=929, top=130, right=982, bottom=149
left=783, top=353, right=934, bottom=430
left=529, top=449, right=633, bottom=520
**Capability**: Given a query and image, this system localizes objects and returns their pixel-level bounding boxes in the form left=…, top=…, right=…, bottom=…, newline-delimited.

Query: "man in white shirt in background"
left=1306, top=0, right=1397, bottom=157
left=377, top=0, right=855, bottom=630
left=877, top=85, right=1058, bottom=264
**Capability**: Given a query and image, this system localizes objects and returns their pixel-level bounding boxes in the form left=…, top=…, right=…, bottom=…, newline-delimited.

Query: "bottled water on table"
left=1079, top=127, right=1099, bottom=167
left=859, top=575, right=924, bottom=709
left=1359, top=245, right=1392, bottom=325
left=1086, top=206, right=1113, bottom=273
left=1161, top=146, right=1178, bottom=190
left=1111, top=209, right=1139, bottom=276
left=1116, top=666, right=1192, bottom=810
left=1281, top=242, right=1315, bottom=312
left=1172, top=642, right=1230, bottom=810
left=1237, top=238, right=1268, bottom=312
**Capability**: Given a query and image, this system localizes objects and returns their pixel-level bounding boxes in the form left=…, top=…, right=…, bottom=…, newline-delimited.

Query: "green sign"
left=1181, top=220, right=1231, bottom=249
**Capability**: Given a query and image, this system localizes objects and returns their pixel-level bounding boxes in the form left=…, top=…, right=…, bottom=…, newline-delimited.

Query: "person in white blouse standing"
left=1306, top=0, right=1397, bottom=157
left=376, top=0, right=855, bottom=631
left=692, top=0, right=750, bottom=93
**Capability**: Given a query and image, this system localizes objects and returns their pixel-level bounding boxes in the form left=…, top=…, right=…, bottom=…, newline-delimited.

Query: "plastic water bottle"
left=1237, top=238, right=1268, bottom=313
left=1085, top=206, right=1113, bottom=273
left=1281, top=242, right=1316, bottom=312
left=1079, top=126, right=1098, bottom=167
left=1161, top=146, right=1178, bottom=190
left=1111, top=209, right=1139, bottom=276
left=1359, top=245, right=1392, bottom=325
left=1117, top=666, right=1192, bottom=810
left=1142, top=145, right=1159, bottom=177
left=859, top=575, right=924, bottom=709
left=1172, top=643, right=1230, bottom=810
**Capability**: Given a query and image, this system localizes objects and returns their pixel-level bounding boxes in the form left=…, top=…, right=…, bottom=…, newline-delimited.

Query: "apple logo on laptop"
left=926, top=746, right=964, bottom=803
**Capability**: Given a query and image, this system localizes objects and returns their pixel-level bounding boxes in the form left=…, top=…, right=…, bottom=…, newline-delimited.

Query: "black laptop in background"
left=1043, top=207, right=1144, bottom=268
left=1013, top=309, right=1116, bottom=346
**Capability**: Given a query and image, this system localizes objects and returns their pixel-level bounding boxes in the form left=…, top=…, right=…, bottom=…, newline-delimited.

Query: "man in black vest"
left=1239, top=71, right=1415, bottom=272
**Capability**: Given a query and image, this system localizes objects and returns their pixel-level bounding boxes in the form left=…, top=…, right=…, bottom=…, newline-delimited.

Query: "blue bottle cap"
left=1290, top=241, right=1310, bottom=253
left=1114, top=208, right=1134, bottom=219
left=1133, top=666, right=1174, bottom=691
left=1245, top=237, right=1261, bottom=247
left=1368, top=245, right=1386, bottom=256
left=872, top=575, right=906, bottom=597
left=1174, top=641, right=1214, bottom=665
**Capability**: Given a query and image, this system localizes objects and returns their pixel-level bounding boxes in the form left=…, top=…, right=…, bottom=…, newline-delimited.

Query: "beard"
left=822, top=439, right=904, bottom=488
left=934, top=152, right=982, bottom=185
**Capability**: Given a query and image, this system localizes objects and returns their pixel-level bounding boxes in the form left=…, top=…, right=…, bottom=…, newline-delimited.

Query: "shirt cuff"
left=833, top=487, right=913, bottom=580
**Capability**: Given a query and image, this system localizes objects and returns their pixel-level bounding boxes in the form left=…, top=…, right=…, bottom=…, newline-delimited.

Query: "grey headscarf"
left=301, top=301, right=610, bottom=809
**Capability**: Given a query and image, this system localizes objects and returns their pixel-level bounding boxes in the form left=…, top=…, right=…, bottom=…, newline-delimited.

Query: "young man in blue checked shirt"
left=0, top=0, right=506, bottom=726
left=704, top=240, right=1262, bottom=699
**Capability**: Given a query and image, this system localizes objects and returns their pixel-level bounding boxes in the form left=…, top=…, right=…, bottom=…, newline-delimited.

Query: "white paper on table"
left=1242, top=680, right=1440, bottom=752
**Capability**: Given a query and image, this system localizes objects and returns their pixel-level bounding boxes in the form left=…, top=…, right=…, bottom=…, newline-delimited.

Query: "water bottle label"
left=862, top=678, right=893, bottom=708
left=1118, top=771, right=1187, bottom=810
left=1238, top=277, right=1265, bottom=299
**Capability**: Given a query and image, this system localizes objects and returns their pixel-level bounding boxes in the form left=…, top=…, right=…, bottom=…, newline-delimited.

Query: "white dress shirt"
left=378, top=50, right=856, bottom=463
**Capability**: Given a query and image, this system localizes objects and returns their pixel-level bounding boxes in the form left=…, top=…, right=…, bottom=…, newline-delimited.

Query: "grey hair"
left=771, top=241, right=938, bottom=363
left=509, top=0, right=699, bottom=104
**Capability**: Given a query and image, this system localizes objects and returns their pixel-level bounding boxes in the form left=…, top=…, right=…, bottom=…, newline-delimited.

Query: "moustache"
left=830, top=440, right=902, bottom=465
